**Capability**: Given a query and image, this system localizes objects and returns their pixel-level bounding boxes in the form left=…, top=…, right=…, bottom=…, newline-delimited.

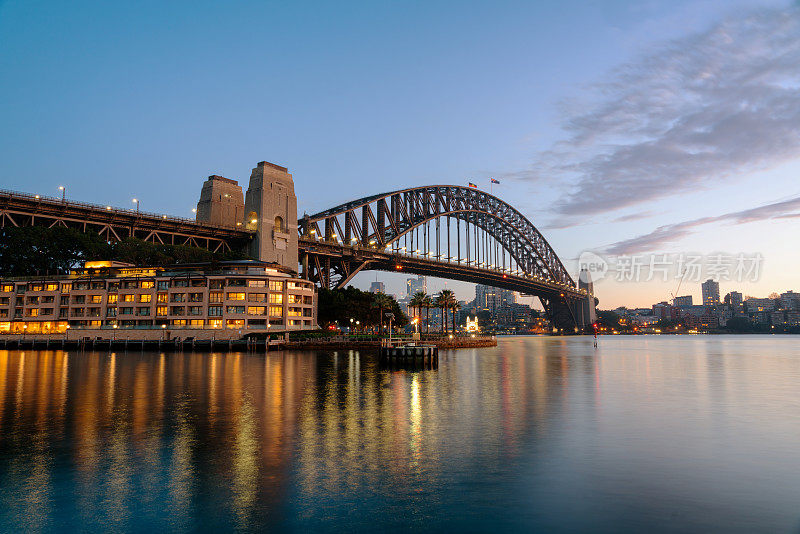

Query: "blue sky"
left=2, top=0, right=798, bottom=307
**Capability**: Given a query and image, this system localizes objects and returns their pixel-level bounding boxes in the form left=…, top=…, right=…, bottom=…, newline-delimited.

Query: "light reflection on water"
left=0, top=336, right=799, bottom=532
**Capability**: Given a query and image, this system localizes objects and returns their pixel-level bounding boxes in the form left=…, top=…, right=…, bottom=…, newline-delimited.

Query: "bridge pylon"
left=244, top=161, right=299, bottom=273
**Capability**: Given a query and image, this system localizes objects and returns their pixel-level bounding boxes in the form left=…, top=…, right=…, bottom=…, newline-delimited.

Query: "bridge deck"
left=298, top=238, right=587, bottom=300
left=0, top=189, right=253, bottom=249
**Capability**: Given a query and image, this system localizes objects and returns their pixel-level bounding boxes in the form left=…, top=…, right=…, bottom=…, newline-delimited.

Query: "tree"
left=318, top=286, right=408, bottom=331
left=436, top=289, right=457, bottom=333
left=423, top=295, right=433, bottom=334
left=451, top=301, right=461, bottom=333
left=373, top=292, right=394, bottom=333
left=434, top=294, right=445, bottom=333
left=725, top=317, right=753, bottom=333
left=409, top=291, right=427, bottom=331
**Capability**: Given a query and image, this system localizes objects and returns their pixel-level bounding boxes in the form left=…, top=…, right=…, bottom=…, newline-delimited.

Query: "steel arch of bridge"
left=299, top=185, right=575, bottom=288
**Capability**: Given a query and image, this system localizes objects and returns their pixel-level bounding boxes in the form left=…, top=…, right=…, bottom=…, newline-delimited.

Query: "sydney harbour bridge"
left=0, top=161, right=596, bottom=331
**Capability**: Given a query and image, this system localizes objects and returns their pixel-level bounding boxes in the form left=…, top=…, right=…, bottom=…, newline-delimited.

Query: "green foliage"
left=0, top=226, right=244, bottom=276
left=318, top=286, right=408, bottom=329
left=596, top=309, right=625, bottom=331
left=725, top=317, right=754, bottom=332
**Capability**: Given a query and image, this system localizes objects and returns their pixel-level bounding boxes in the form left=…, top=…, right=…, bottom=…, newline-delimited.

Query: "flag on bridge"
left=468, top=182, right=478, bottom=188
left=491, top=178, right=500, bottom=184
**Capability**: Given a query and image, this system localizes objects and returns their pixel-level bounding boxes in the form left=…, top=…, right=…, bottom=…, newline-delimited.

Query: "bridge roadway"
left=0, top=189, right=253, bottom=252
left=298, top=237, right=588, bottom=302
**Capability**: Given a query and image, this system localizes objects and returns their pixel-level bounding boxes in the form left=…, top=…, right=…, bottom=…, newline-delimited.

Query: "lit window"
left=108, top=294, right=118, bottom=304
left=247, top=280, right=266, bottom=287
left=140, top=280, right=155, bottom=289
left=157, top=293, right=168, bottom=303
left=227, top=292, right=245, bottom=301
left=189, top=319, right=204, bottom=327
left=269, top=281, right=283, bottom=291
left=139, top=294, right=152, bottom=303
left=89, top=295, right=102, bottom=303
left=247, top=306, right=265, bottom=315
left=226, top=319, right=245, bottom=328
left=156, top=306, right=168, bottom=317
left=269, top=306, right=283, bottom=317
left=269, top=293, right=283, bottom=304
left=122, top=294, right=135, bottom=302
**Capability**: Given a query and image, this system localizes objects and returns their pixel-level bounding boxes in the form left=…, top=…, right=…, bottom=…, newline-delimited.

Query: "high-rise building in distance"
left=701, top=279, right=720, bottom=306
left=475, top=284, right=515, bottom=315
left=406, top=276, right=427, bottom=297
left=673, top=295, right=693, bottom=307
left=370, top=281, right=385, bottom=294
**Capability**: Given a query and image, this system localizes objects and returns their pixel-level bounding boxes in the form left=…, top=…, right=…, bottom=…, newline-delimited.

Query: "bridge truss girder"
left=299, top=239, right=590, bottom=331
left=0, top=191, right=253, bottom=253
left=300, top=185, right=574, bottom=286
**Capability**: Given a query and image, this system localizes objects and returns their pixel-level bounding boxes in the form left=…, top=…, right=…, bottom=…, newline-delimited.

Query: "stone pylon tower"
left=244, top=161, right=298, bottom=272
left=195, top=175, right=245, bottom=227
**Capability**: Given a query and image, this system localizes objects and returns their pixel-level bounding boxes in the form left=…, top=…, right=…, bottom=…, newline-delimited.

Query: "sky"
left=2, top=0, right=799, bottom=308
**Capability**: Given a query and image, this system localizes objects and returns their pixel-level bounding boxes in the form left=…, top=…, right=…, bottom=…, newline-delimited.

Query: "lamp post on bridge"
left=58, top=185, right=65, bottom=202
left=132, top=198, right=140, bottom=214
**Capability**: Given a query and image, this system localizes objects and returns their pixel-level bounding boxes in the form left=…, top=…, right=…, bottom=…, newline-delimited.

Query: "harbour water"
left=1, top=335, right=799, bottom=532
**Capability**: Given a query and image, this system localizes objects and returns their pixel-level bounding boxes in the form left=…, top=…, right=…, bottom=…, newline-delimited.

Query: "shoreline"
left=0, top=335, right=497, bottom=352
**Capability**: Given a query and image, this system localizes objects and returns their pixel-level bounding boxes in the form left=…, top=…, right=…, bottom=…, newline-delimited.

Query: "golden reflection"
left=0, top=340, right=582, bottom=529
left=409, top=375, right=422, bottom=467
left=168, top=399, right=194, bottom=524
left=0, top=351, right=7, bottom=432
left=232, top=397, right=258, bottom=528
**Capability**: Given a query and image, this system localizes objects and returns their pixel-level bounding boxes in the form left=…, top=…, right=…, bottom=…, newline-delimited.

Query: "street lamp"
left=385, top=312, right=395, bottom=345
left=58, top=185, right=65, bottom=202
left=132, top=198, right=140, bottom=214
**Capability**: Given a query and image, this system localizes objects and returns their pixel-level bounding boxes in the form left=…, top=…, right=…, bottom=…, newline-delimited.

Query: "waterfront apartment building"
left=701, top=279, right=720, bottom=306
left=725, top=291, right=743, bottom=313
left=0, top=260, right=316, bottom=339
left=673, top=295, right=693, bottom=307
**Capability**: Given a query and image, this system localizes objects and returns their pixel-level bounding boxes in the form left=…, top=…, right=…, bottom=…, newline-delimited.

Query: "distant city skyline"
left=2, top=0, right=798, bottom=308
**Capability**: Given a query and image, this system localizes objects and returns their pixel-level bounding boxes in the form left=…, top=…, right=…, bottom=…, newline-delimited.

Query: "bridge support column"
left=543, top=293, right=597, bottom=334
left=244, top=161, right=299, bottom=273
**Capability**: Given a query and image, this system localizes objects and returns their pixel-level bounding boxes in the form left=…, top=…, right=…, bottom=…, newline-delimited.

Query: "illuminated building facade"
left=701, top=279, right=721, bottom=306
left=0, top=260, right=316, bottom=338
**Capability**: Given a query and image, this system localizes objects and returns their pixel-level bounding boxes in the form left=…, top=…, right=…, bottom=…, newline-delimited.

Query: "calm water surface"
left=1, top=335, right=800, bottom=532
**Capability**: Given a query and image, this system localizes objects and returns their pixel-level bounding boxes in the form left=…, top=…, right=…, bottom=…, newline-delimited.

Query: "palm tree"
left=437, top=290, right=457, bottom=334
left=409, top=291, right=427, bottom=332
left=451, top=301, right=461, bottom=334
left=423, top=295, right=434, bottom=334
left=435, top=293, right=447, bottom=334
left=373, top=292, right=394, bottom=334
